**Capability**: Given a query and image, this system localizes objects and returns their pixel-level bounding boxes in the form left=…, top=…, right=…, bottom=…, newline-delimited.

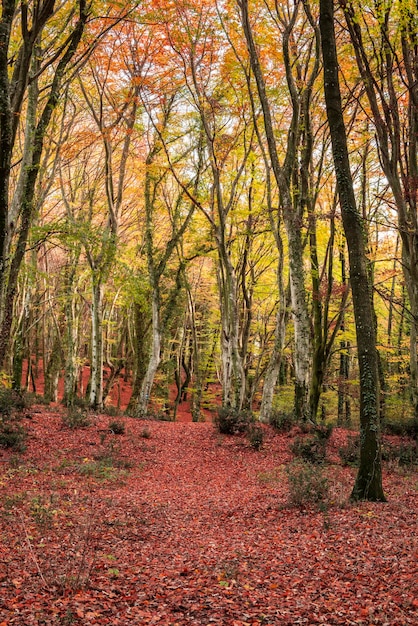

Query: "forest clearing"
left=0, top=395, right=417, bottom=625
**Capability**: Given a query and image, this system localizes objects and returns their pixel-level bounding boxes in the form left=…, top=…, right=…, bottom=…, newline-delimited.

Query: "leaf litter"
left=0, top=409, right=417, bottom=625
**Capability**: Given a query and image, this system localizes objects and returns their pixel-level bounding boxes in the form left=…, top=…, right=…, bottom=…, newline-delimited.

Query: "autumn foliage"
left=0, top=403, right=417, bottom=625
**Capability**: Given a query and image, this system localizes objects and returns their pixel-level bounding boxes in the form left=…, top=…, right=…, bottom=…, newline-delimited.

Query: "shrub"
left=214, top=407, right=254, bottom=435
left=383, top=442, right=418, bottom=466
left=291, top=435, right=327, bottom=464
left=247, top=423, right=264, bottom=450
left=0, top=388, right=26, bottom=416
left=269, top=410, right=294, bottom=432
left=314, top=423, right=334, bottom=441
left=338, top=435, right=360, bottom=466
left=0, top=389, right=27, bottom=452
left=62, top=407, right=91, bottom=430
left=0, top=418, right=27, bottom=452
left=108, top=419, right=125, bottom=435
left=385, top=417, right=418, bottom=439
left=286, top=460, right=329, bottom=507
left=102, top=405, right=120, bottom=417
left=397, top=443, right=418, bottom=466
left=140, top=427, right=151, bottom=439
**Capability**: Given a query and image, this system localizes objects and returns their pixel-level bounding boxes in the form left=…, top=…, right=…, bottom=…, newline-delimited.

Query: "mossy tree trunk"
left=320, top=0, right=385, bottom=501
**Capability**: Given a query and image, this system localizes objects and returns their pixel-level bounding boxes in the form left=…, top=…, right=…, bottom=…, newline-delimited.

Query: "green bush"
left=247, top=423, right=264, bottom=450
left=0, top=388, right=26, bottom=416
left=385, top=417, right=418, bottom=439
left=0, top=389, right=27, bottom=452
left=269, top=410, right=294, bottom=432
left=338, top=435, right=360, bottom=466
left=102, top=405, right=121, bottom=417
left=314, top=423, right=334, bottom=441
left=214, top=407, right=254, bottom=435
left=140, top=427, right=151, bottom=439
left=62, top=407, right=91, bottom=430
left=0, top=419, right=27, bottom=452
left=108, top=419, right=125, bottom=435
left=286, top=460, right=329, bottom=507
left=291, top=435, right=327, bottom=464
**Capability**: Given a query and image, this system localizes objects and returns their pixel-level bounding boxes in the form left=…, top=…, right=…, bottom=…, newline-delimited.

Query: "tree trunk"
left=127, top=301, right=149, bottom=412
left=44, top=334, right=62, bottom=403
left=89, top=278, right=104, bottom=410
left=320, top=0, right=385, bottom=501
left=239, top=0, right=313, bottom=421
left=63, top=253, right=81, bottom=407
left=137, top=292, right=161, bottom=416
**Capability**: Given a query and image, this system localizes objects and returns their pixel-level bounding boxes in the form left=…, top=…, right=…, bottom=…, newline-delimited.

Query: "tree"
left=340, top=0, right=418, bottom=416
left=319, top=0, right=385, bottom=501
left=239, top=0, right=314, bottom=421
left=0, top=0, right=89, bottom=365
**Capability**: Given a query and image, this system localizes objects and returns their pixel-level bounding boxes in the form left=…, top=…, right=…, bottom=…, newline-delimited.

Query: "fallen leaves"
left=0, top=411, right=417, bottom=624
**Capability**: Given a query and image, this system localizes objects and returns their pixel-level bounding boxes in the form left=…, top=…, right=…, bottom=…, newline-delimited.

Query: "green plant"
left=102, top=405, right=121, bottom=417
left=79, top=437, right=132, bottom=481
left=108, top=419, right=125, bottom=435
left=269, top=410, right=294, bottom=432
left=62, top=407, right=91, bottom=430
left=383, top=442, right=418, bottom=466
left=314, top=423, right=334, bottom=441
left=30, top=494, right=57, bottom=529
left=385, top=417, right=418, bottom=439
left=248, top=423, right=264, bottom=450
left=0, top=388, right=26, bottom=416
left=338, top=435, right=360, bottom=466
left=291, top=435, right=327, bottom=464
left=214, top=406, right=254, bottom=435
left=286, top=459, right=329, bottom=507
left=0, top=418, right=27, bottom=452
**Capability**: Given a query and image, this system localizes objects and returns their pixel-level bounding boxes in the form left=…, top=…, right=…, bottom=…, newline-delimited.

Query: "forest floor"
left=0, top=405, right=417, bottom=625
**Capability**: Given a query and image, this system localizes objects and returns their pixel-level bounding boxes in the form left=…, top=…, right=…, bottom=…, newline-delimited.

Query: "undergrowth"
left=286, top=459, right=329, bottom=507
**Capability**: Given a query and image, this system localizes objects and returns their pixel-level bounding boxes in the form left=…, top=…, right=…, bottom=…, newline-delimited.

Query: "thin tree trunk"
left=137, top=292, right=161, bottom=416
left=89, top=278, right=104, bottom=410
left=63, top=253, right=81, bottom=407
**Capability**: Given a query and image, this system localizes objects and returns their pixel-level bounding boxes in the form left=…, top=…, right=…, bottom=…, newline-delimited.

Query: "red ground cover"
left=0, top=410, right=417, bottom=625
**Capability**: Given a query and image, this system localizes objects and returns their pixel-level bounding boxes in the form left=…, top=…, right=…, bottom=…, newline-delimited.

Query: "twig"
left=18, top=510, right=51, bottom=590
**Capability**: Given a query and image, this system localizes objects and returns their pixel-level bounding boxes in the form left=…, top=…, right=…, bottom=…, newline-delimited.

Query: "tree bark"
left=320, top=0, right=385, bottom=501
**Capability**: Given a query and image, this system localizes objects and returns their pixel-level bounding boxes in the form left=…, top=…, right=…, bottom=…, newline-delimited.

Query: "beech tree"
left=340, top=0, right=418, bottom=417
left=0, top=0, right=90, bottom=365
left=239, top=0, right=316, bottom=421
left=320, top=0, right=385, bottom=501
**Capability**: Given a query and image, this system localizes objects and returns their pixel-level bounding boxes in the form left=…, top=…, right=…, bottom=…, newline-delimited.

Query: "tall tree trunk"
left=337, top=242, right=351, bottom=427
left=320, top=0, right=385, bottom=501
left=127, top=301, right=149, bottom=412
left=89, top=278, right=104, bottom=410
left=217, top=244, right=246, bottom=410
left=44, top=334, right=62, bottom=403
left=137, top=292, right=161, bottom=416
left=63, top=252, right=81, bottom=406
